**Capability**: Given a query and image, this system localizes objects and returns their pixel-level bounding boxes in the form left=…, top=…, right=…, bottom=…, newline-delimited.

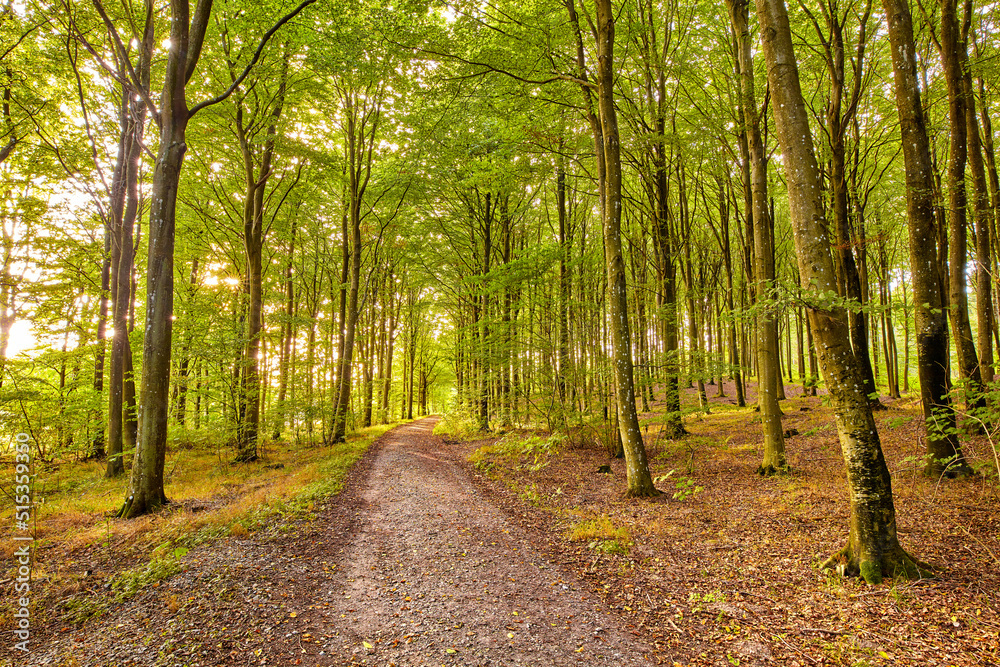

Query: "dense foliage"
left=3, top=0, right=999, bottom=543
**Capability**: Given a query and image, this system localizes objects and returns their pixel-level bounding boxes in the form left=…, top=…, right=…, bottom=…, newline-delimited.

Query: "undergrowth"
left=469, top=432, right=566, bottom=473
left=433, top=410, right=483, bottom=440
left=567, top=515, right=631, bottom=555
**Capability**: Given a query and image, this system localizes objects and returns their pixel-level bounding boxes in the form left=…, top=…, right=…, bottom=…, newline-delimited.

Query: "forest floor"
left=462, top=381, right=1000, bottom=667
left=7, top=419, right=653, bottom=667
left=6, top=384, right=1000, bottom=666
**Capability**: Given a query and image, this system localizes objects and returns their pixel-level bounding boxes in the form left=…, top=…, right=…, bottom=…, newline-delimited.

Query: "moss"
left=823, top=546, right=934, bottom=585
left=858, top=559, right=882, bottom=585
left=894, top=550, right=935, bottom=580
left=623, top=483, right=662, bottom=498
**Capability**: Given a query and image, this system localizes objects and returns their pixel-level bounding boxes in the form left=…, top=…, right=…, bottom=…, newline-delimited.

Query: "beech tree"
left=937, top=0, right=985, bottom=421
left=880, top=0, right=969, bottom=476
left=755, top=0, right=924, bottom=582
left=727, top=0, right=785, bottom=474
left=112, top=0, right=318, bottom=518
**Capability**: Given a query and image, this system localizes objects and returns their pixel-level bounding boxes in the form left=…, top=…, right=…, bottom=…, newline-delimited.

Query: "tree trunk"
left=965, top=68, right=995, bottom=387
left=91, top=230, right=111, bottom=459
left=331, top=82, right=382, bottom=442
left=272, top=218, right=296, bottom=439
left=881, top=0, right=970, bottom=476
left=107, top=17, right=152, bottom=479
left=757, top=0, right=926, bottom=582
left=557, top=151, right=571, bottom=419
left=120, top=0, right=197, bottom=518
left=381, top=289, right=398, bottom=421
left=174, top=258, right=198, bottom=426
left=595, top=0, right=657, bottom=497
left=940, top=0, right=985, bottom=417
left=728, top=0, right=785, bottom=473
left=331, top=187, right=361, bottom=442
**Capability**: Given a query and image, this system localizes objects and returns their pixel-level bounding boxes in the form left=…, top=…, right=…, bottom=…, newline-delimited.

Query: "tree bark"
left=757, top=0, right=926, bottom=582
left=881, top=0, right=970, bottom=476
left=595, top=0, right=657, bottom=497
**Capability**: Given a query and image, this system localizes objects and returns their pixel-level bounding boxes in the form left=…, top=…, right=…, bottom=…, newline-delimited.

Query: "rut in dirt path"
left=324, top=417, right=654, bottom=666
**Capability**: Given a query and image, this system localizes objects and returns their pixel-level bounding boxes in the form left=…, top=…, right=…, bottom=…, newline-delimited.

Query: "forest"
left=2, top=0, right=1000, bottom=663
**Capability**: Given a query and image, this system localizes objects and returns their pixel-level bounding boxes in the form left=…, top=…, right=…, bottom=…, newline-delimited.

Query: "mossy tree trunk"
left=755, top=0, right=925, bottom=582
left=881, top=0, right=970, bottom=477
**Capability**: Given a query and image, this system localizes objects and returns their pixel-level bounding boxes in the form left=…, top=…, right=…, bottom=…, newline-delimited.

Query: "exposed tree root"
left=820, top=545, right=934, bottom=584
left=623, top=485, right=663, bottom=499
left=116, top=492, right=170, bottom=519
left=757, top=464, right=789, bottom=477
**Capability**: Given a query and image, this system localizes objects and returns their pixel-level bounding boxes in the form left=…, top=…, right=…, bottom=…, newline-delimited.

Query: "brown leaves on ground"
left=463, top=382, right=1000, bottom=667
left=10, top=390, right=999, bottom=667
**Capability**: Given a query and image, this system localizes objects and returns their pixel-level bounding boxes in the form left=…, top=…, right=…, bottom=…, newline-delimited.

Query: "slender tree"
left=881, top=0, right=970, bottom=477
left=117, top=0, right=318, bottom=517
left=594, top=0, right=657, bottom=496
left=727, top=0, right=785, bottom=473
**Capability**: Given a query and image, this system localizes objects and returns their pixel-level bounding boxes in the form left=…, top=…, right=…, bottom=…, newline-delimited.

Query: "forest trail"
left=22, top=418, right=654, bottom=666
left=315, top=416, right=654, bottom=665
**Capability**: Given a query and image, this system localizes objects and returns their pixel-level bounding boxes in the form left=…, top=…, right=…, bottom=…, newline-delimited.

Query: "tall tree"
left=726, top=0, right=785, bottom=474
left=593, top=0, right=657, bottom=496
left=939, top=0, right=985, bottom=417
left=329, top=78, right=383, bottom=443
left=229, top=42, right=294, bottom=462
left=116, top=0, right=317, bottom=517
left=755, top=0, right=925, bottom=582
left=802, top=0, right=882, bottom=410
left=881, top=0, right=970, bottom=476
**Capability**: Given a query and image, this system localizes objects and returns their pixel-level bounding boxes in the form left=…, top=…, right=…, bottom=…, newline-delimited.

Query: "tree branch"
left=188, top=0, right=319, bottom=117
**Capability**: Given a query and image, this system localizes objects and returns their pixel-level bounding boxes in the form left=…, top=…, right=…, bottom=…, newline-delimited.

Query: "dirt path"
left=22, top=418, right=653, bottom=666
left=324, top=417, right=652, bottom=666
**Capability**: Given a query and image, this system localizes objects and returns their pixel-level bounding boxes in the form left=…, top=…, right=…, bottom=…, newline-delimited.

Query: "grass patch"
left=112, top=546, right=188, bottom=602
left=567, top=515, right=631, bottom=554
